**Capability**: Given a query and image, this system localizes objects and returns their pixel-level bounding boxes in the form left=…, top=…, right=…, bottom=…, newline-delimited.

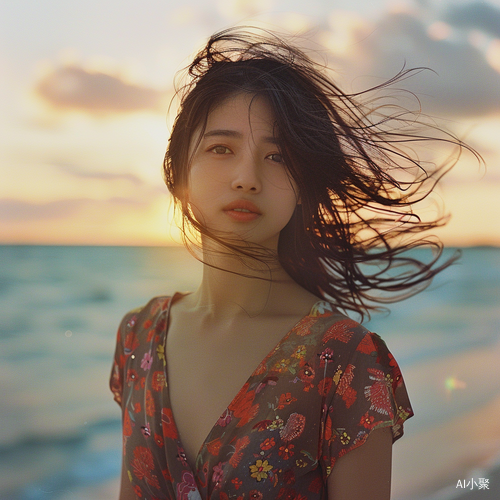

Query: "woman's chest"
left=165, top=315, right=304, bottom=468
left=161, top=337, right=329, bottom=498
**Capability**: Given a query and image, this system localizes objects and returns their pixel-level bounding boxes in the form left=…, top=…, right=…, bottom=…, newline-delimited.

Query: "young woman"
left=110, top=28, right=477, bottom=500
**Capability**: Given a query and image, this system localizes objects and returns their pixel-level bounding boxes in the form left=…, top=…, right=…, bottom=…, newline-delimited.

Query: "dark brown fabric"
left=110, top=296, right=413, bottom=499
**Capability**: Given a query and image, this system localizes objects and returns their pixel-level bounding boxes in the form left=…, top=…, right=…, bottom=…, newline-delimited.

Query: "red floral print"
left=123, top=409, right=133, bottom=437
left=162, top=467, right=172, bottom=482
left=342, top=386, right=357, bottom=408
left=216, top=408, right=233, bottom=427
left=360, top=411, right=374, bottom=428
left=294, top=316, right=318, bottom=336
left=126, top=369, right=140, bottom=389
left=318, top=377, right=333, bottom=397
left=388, top=352, right=403, bottom=384
left=151, top=371, right=166, bottom=392
left=283, top=468, right=295, bottom=484
left=365, top=368, right=394, bottom=418
left=228, top=383, right=259, bottom=427
left=277, top=392, right=297, bottom=409
left=229, top=436, right=250, bottom=468
left=146, top=390, right=155, bottom=417
left=308, top=476, right=323, bottom=493
left=231, top=477, right=243, bottom=490
left=124, top=330, right=139, bottom=353
left=252, top=419, right=273, bottom=431
left=278, top=443, right=295, bottom=460
left=111, top=296, right=413, bottom=500
left=324, top=414, right=332, bottom=441
left=337, top=363, right=355, bottom=395
left=161, top=408, right=177, bottom=439
left=322, top=319, right=357, bottom=343
left=131, top=446, right=160, bottom=488
left=206, top=438, right=222, bottom=456
left=154, top=433, right=164, bottom=447
left=277, top=487, right=306, bottom=500
left=260, top=437, right=276, bottom=450
left=279, top=413, right=306, bottom=441
left=356, top=332, right=377, bottom=354
left=319, top=348, right=334, bottom=367
left=297, top=361, right=315, bottom=391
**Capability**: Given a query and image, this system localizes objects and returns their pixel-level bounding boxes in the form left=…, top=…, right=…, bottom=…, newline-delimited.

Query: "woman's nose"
left=231, top=156, right=262, bottom=193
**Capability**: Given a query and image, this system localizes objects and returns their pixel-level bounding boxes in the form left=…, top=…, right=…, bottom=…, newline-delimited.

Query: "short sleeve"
left=109, top=310, right=139, bottom=407
left=321, top=330, right=413, bottom=475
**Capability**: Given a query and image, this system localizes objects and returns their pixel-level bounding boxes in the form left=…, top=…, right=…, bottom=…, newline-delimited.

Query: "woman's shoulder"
left=117, top=295, right=173, bottom=336
left=302, top=300, right=369, bottom=340
left=298, top=300, right=392, bottom=360
left=113, top=295, right=176, bottom=363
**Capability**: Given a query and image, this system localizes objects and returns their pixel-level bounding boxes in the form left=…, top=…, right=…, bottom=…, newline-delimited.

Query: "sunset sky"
left=1, top=0, right=500, bottom=246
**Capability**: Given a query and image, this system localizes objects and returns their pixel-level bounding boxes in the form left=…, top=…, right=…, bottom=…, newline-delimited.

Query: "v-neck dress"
left=110, top=295, right=413, bottom=500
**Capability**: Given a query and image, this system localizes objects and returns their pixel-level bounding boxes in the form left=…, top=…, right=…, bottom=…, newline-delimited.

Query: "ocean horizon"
left=1, top=244, right=499, bottom=499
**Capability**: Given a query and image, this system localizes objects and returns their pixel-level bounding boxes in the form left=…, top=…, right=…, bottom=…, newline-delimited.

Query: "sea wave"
left=0, top=245, right=498, bottom=499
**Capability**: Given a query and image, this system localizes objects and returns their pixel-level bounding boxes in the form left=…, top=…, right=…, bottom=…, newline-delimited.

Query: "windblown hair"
left=164, top=27, right=481, bottom=319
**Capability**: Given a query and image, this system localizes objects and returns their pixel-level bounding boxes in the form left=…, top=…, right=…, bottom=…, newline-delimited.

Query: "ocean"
left=0, top=245, right=499, bottom=500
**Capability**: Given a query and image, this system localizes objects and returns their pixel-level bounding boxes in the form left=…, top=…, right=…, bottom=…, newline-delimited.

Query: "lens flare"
left=444, top=376, right=467, bottom=393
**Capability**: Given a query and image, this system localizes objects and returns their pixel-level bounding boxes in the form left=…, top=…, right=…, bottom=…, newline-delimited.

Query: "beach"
left=0, top=245, right=498, bottom=499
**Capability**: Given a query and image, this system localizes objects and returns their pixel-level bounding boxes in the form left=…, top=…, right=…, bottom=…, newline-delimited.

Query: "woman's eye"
left=267, top=153, right=284, bottom=163
left=211, top=146, right=231, bottom=155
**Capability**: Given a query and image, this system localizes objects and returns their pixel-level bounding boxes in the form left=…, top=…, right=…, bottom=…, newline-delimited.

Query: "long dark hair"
left=163, top=27, right=481, bottom=319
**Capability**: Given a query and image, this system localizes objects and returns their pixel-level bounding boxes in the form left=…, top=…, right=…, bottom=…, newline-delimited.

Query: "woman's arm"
left=119, top=461, right=137, bottom=500
left=327, top=426, right=393, bottom=500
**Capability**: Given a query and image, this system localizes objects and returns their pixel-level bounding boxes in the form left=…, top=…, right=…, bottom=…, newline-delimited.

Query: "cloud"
left=327, top=11, right=500, bottom=118
left=216, top=0, right=276, bottom=20
left=35, top=65, right=168, bottom=114
left=0, top=197, right=147, bottom=222
left=443, top=1, right=500, bottom=38
left=55, top=163, right=145, bottom=185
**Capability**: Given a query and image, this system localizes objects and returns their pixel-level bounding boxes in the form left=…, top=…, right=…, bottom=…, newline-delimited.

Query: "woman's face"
left=186, top=93, right=298, bottom=250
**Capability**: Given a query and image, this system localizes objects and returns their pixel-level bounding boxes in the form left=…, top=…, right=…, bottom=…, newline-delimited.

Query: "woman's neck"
left=195, top=252, right=285, bottom=317
left=184, top=248, right=315, bottom=321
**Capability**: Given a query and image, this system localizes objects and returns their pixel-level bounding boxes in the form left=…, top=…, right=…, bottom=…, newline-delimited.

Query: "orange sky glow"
left=1, top=2, right=500, bottom=247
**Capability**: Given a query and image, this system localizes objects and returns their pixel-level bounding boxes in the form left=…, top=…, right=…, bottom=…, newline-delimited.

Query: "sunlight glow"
left=2, top=3, right=499, bottom=246
left=321, top=12, right=372, bottom=57
left=486, top=39, right=500, bottom=74
left=427, top=22, right=452, bottom=41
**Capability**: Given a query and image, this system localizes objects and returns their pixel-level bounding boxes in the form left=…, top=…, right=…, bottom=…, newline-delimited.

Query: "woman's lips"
left=223, top=200, right=261, bottom=222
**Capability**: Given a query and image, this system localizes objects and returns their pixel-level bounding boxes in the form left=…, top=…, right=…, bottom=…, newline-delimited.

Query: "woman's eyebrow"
left=203, top=129, right=278, bottom=145
left=203, top=129, right=242, bottom=139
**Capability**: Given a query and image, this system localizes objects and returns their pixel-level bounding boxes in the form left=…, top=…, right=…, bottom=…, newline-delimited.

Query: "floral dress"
left=110, top=294, right=413, bottom=500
